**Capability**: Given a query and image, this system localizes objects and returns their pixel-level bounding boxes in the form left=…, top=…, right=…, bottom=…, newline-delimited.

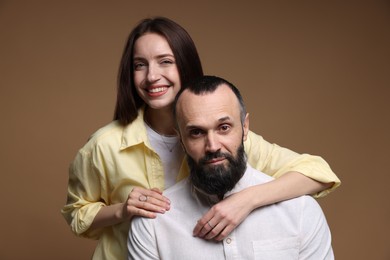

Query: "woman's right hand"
left=121, top=187, right=171, bottom=220
left=90, top=187, right=170, bottom=230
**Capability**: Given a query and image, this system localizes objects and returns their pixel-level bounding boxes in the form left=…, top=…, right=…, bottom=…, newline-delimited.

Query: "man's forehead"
left=179, top=84, right=236, bottom=105
left=177, top=85, right=239, bottom=123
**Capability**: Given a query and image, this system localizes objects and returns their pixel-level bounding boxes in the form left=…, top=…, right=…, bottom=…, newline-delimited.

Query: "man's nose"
left=205, top=132, right=221, bottom=153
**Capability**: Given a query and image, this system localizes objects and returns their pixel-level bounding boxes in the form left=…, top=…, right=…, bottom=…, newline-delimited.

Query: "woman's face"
left=133, top=33, right=181, bottom=109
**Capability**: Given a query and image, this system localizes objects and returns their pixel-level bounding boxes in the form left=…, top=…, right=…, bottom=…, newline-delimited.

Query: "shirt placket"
left=223, top=230, right=238, bottom=260
left=149, top=151, right=165, bottom=190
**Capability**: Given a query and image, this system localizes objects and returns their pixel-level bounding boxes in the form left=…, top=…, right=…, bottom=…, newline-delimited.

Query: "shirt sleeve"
left=128, top=217, right=159, bottom=260
left=61, top=144, right=107, bottom=239
left=299, top=197, right=334, bottom=259
left=244, top=131, right=341, bottom=198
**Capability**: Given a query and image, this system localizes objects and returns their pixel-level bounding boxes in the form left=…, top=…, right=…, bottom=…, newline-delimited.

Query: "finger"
left=125, top=197, right=167, bottom=217
left=130, top=188, right=170, bottom=209
left=197, top=217, right=220, bottom=238
left=196, top=222, right=213, bottom=238
left=193, top=211, right=215, bottom=236
left=214, top=225, right=234, bottom=241
left=150, top=187, right=163, bottom=194
left=126, top=194, right=167, bottom=215
left=204, top=221, right=225, bottom=240
left=193, top=220, right=209, bottom=237
left=136, top=196, right=169, bottom=213
left=142, top=189, right=171, bottom=205
left=128, top=205, right=157, bottom=219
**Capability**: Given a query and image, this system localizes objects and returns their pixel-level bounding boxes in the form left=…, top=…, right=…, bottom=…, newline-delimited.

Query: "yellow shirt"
left=61, top=107, right=340, bottom=260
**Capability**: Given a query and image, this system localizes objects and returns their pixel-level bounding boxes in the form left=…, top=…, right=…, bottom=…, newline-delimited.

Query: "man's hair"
left=114, top=16, right=204, bottom=125
left=173, top=75, right=247, bottom=125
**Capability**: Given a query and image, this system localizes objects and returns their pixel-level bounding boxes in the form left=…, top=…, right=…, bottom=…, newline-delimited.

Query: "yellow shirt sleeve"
left=244, top=131, right=341, bottom=198
left=61, top=147, right=107, bottom=239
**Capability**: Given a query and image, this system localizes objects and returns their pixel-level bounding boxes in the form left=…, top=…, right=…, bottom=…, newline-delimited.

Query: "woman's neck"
left=144, top=106, right=177, bottom=136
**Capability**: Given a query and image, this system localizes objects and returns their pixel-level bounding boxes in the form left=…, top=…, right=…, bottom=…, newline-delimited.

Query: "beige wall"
left=1, top=1, right=389, bottom=259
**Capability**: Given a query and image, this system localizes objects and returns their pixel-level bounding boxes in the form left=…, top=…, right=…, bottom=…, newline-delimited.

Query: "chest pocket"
left=253, top=237, right=299, bottom=260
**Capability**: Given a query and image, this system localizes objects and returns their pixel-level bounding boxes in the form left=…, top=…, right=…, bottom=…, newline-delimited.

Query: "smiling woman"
left=133, top=33, right=181, bottom=116
left=61, top=16, right=340, bottom=259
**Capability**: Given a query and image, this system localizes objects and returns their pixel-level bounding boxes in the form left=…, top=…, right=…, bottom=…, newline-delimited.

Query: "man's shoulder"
left=163, top=178, right=192, bottom=202
left=275, top=193, right=325, bottom=225
left=246, top=165, right=323, bottom=212
left=132, top=178, right=195, bottom=228
left=246, top=165, right=274, bottom=183
left=246, top=166, right=324, bottom=217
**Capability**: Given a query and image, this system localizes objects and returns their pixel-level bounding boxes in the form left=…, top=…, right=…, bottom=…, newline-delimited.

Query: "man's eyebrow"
left=184, top=124, right=202, bottom=131
left=184, top=116, right=232, bottom=131
left=218, top=116, right=231, bottom=122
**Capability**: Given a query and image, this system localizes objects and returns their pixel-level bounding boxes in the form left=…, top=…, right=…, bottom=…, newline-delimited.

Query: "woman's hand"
left=193, top=187, right=255, bottom=241
left=121, top=187, right=171, bottom=220
left=90, top=187, right=170, bottom=231
left=192, top=171, right=332, bottom=241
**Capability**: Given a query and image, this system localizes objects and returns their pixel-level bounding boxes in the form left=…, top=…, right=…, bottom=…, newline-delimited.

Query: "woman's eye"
left=134, top=62, right=146, bottom=70
left=161, top=59, right=174, bottom=65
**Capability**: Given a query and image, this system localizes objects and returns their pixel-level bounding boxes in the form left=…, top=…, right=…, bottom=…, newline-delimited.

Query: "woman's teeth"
left=148, top=87, right=167, bottom=93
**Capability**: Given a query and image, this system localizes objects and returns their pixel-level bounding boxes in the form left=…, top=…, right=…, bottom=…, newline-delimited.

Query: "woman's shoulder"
left=79, top=121, right=125, bottom=150
left=79, top=109, right=146, bottom=152
left=89, top=120, right=123, bottom=140
left=244, top=130, right=267, bottom=150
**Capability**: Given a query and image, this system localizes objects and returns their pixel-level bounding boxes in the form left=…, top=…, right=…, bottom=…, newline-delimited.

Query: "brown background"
left=1, top=1, right=389, bottom=259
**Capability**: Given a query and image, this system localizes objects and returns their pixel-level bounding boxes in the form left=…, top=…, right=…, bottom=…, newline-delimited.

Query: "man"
left=127, top=75, right=334, bottom=259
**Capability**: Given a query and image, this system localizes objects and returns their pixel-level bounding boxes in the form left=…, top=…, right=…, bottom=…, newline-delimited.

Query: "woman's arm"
left=193, top=131, right=340, bottom=241
left=245, top=131, right=340, bottom=197
left=90, top=187, right=170, bottom=231
left=62, top=146, right=170, bottom=237
left=193, top=171, right=332, bottom=240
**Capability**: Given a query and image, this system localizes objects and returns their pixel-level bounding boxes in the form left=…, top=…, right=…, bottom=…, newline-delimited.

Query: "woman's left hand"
left=192, top=187, right=255, bottom=241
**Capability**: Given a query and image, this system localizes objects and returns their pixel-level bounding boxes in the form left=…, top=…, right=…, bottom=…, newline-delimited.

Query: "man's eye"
left=220, top=125, right=231, bottom=132
left=189, top=129, right=203, bottom=137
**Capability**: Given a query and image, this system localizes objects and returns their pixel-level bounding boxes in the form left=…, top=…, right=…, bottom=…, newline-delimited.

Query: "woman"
left=62, top=17, right=340, bottom=259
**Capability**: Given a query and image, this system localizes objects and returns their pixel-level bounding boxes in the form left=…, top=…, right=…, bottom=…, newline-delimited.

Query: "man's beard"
left=186, top=144, right=247, bottom=198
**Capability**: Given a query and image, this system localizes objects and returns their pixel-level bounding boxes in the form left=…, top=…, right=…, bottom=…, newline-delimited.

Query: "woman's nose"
left=147, top=64, right=161, bottom=83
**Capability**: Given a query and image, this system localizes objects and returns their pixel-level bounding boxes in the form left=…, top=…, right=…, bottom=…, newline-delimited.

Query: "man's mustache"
left=199, top=151, right=233, bottom=164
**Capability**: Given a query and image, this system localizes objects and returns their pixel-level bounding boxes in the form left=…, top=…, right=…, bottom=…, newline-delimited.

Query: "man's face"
left=176, top=84, right=249, bottom=196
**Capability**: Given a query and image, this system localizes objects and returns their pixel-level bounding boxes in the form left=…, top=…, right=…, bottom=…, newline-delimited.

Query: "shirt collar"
left=120, top=106, right=150, bottom=150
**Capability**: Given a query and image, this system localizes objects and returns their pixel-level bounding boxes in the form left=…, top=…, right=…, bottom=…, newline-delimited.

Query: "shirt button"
left=226, top=238, right=232, bottom=244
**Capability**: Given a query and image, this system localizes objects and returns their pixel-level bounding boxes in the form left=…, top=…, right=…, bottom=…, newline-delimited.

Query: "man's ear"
left=174, top=128, right=180, bottom=137
left=174, top=128, right=186, bottom=152
left=243, top=113, right=249, bottom=141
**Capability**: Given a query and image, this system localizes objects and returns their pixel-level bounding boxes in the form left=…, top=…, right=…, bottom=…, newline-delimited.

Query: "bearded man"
left=128, top=75, right=334, bottom=260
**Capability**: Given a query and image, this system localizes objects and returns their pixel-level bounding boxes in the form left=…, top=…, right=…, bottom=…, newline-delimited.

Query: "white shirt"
left=128, top=165, right=334, bottom=260
left=145, top=122, right=183, bottom=188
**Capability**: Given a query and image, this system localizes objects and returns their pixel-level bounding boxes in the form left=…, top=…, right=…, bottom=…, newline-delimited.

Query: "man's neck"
left=191, top=185, right=222, bottom=206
